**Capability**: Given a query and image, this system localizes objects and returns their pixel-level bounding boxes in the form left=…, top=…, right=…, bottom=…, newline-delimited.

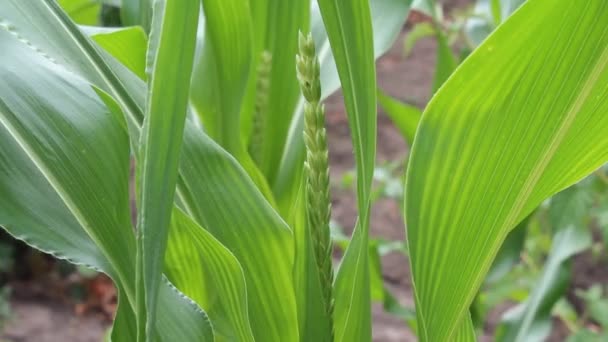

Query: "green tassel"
left=297, top=31, right=334, bottom=339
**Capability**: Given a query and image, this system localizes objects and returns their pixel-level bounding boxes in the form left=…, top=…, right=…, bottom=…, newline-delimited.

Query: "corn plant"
left=2, top=0, right=608, bottom=341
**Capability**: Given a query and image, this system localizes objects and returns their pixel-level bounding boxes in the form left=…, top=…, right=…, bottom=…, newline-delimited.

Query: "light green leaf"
left=83, top=25, right=147, bottom=79
left=165, top=208, right=254, bottom=342
left=316, top=0, right=377, bottom=340
left=58, top=0, right=100, bottom=25
left=135, top=0, right=199, bottom=339
left=405, top=1, right=608, bottom=341
left=377, top=90, right=422, bottom=145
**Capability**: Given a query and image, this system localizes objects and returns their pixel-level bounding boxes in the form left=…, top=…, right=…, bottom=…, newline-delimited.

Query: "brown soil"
left=2, top=299, right=107, bottom=342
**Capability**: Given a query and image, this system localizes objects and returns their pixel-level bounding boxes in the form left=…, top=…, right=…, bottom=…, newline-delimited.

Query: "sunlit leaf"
left=165, top=208, right=255, bottom=342
left=316, top=0, right=378, bottom=340
left=135, top=0, right=199, bottom=338
left=83, top=26, right=147, bottom=79
left=405, top=1, right=608, bottom=340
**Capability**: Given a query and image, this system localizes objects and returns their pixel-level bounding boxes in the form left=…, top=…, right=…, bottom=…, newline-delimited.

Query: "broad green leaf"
left=58, top=0, right=100, bottom=25
left=83, top=25, right=147, bottom=79
left=291, top=178, right=331, bottom=342
left=135, top=0, right=199, bottom=339
left=405, top=1, right=608, bottom=340
left=0, top=29, right=133, bottom=295
left=165, top=208, right=254, bottom=342
left=377, top=90, right=422, bottom=145
left=496, top=184, right=594, bottom=342
left=176, top=125, right=299, bottom=341
left=0, top=27, right=212, bottom=341
left=316, top=0, right=377, bottom=340
left=273, top=0, right=411, bottom=217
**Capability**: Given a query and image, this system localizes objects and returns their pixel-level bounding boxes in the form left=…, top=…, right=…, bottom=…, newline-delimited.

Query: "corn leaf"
left=165, top=208, right=255, bottom=342
left=316, top=0, right=377, bottom=340
left=83, top=26, right=148, bottom=80
left=0, top=0, right=147, bottom=140
left=0, top=27, right=212, bottom=341
left=0, top=28, right=133, bottom=297
left=405, top=1, right=608, bottom=340
left=135, top=0, right=199, bottom=339
left=377, top=90, right=422, bottom=145
left=58, top=0, right=100, bottom=25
